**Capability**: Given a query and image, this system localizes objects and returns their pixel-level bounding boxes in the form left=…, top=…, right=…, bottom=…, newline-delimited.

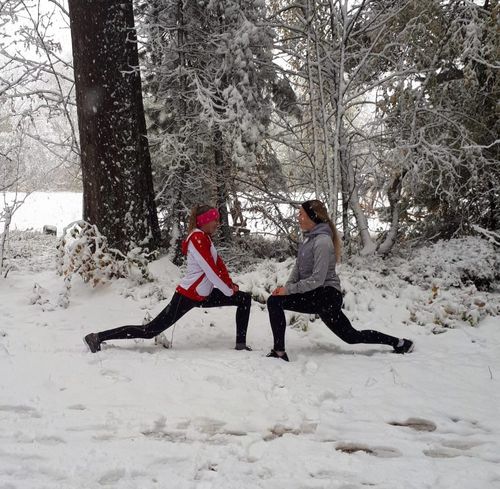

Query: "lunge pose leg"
left=84, top=204, right=252, bottom=353
left=266, top=200, right=413, bottom=361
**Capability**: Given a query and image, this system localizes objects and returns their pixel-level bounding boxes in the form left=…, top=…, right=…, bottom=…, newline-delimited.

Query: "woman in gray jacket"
left=266, top=200, right=414, bottom=361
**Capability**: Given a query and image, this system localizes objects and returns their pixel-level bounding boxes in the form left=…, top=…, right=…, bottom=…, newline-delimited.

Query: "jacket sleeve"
left=216, top=255, right=233, bottom=287
left=285, top=236, right=332, bottom=294
left=188, top=233, right=234, bottom=296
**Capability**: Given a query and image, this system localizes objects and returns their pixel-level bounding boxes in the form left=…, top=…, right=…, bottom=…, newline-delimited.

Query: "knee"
left=339, top=334, right=358, bottom=344
left=237, top=291, right=252, bottom=308
left=267, top=295, right=280, bottom=309
left=242, top=291, right=251, bottom=306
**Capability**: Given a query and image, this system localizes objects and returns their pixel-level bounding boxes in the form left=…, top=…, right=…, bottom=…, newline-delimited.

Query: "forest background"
left=1, top=0, right=498, bottom=268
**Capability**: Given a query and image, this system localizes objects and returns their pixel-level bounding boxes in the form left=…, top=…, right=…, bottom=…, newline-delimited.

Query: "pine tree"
left=139, top=0, right=276, bottom=251
left=68, top=0, right=160, bottom=253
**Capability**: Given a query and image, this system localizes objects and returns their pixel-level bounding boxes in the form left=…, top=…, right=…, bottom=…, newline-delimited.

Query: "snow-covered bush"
left=345, top=237, right=500, bottom=330
left=234, top=236, right=500, bottom=332
left=1, top=230, right=56, bottom=274
left=221, top=233, right=294, bottom=272
left=235, top=257, right=294, bottom=303
left=407, top=283, right=499, bottom=330
left=394, top=237, right=500, bottom=291
left=56, top=221, right=154, bottom=307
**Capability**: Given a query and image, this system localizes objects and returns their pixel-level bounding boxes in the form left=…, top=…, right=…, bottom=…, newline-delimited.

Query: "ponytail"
left=327, top=218, right=342, bottom=264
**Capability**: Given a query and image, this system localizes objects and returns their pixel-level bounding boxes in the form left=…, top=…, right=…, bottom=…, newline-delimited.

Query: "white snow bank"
left=1, top=192, right=82, bottom=235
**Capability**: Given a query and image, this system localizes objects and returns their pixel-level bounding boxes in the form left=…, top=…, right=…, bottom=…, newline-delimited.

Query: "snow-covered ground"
left=1, top=226, right=499, bottom=488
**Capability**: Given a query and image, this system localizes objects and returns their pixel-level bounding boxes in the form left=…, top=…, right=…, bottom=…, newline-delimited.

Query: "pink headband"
left=196, top=208, right=220, bottom=227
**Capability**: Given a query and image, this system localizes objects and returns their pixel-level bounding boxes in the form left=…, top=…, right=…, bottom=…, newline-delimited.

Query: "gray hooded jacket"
left=285, top=223, right=341, bottom=294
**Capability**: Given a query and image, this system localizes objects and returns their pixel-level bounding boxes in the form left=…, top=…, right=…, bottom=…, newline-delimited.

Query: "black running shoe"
left=393, top=339, right=414, bottom=354
left=84, top=333, right=101, bottom=353
left=266, top=349, right=289, bottom=362
left=235, top=343, right=252, bottom=351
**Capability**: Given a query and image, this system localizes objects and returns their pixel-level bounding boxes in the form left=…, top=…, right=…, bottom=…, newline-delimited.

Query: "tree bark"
left=378, top=172, right=404, bottom=256
left=68, top=0, right=160, bottom=253
left=213, top=127, right=231, bottom=243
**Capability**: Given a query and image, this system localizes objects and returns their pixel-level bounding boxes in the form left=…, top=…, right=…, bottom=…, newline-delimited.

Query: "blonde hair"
left=305, top=200, right=342, bottom=263
left=187, top=204, right=212, bottom=233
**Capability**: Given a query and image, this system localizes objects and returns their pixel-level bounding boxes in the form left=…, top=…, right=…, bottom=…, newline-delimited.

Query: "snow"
left=1, top=200, right=500, bottom=488
left=1, top=192, right=83, bottom=236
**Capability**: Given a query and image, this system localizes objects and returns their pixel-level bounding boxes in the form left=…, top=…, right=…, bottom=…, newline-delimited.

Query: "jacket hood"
left=304, top=222, right=332, bottom=238
left=181, top=229, right=206, bottom=255
left=181, top=239, right=189, bottom=256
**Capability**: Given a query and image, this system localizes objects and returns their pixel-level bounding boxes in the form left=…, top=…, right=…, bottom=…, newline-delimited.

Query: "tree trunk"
left=0, top=205, right=12, bottom=275
left=339, top=154, right=351, bottom=252
left=213, top=127, right=231, bottom=243
left=345, top=156, right=377, bottom=255
left=68, top=0, right=160, bottom=253
left=378, top=172, right=404, bottom=256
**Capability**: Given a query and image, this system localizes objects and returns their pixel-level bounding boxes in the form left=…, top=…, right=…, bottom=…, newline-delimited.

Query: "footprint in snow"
left=36, top=435, right=66, bottom=445
left=67, top=404, right=87, bottom=411
left=335, top=442, right=401, bottom=458
left=193, top=417, right=226, bottom=435
left=204, top=374, right=234, bottom=390
left=440, top=439, right=487, bottom=450
left=388, top=417, right=437, bottom=432
left=0, top=404, right=42, bottom=418
left=422, top=437, right=490, bottom=460
left=318, top=390, right=338, bottom=403
left=100, top=369, right=131, bottom=383
left=303, top=360, right=318, bottom=375
left=98, top=468, right=126, bottom=485
left=263, top=421, right=317, bottom=441
left=423, top=446, right=473, bottom=459
left=390, top=416, right=495, bottom=462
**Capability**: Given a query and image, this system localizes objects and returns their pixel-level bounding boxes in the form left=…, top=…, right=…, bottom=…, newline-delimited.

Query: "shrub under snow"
left=234, top=236, right=500, bottom=332
left=56, top=221, right=153, bottom=307
left=393, top=236, right=500, bottom=291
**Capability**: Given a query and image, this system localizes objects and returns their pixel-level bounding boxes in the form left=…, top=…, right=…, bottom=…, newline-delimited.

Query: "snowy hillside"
left=1, top=231, right=499, bottom=488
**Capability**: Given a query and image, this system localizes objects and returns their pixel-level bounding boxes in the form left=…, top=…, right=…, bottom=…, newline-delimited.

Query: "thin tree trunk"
left=378, top=172, right=404, bottom=255
left=340, top=161, right=351, bottom=251
left=213, top=127, right=231, bottom=243
left=314, top=31, right=335, bottom=214
left=329, top=0, right=376, bottom=255
left=345, top=154, right=376, bottom=255
left=306, top=0, right=321, bottom=198
left=0, top=205, right=11, bottom=275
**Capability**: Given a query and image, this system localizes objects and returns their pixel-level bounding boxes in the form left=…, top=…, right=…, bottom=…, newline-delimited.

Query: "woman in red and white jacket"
left=84, top=205, right=252, bottom=353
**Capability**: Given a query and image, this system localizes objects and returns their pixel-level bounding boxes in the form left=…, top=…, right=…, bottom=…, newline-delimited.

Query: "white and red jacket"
left=176, top=229, right=234, bottom=301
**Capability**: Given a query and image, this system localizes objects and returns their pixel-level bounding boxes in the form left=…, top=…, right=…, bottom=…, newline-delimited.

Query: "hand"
left=232, top=283, right=240, bottom=293
left=272, top=286, right=287, bottom=296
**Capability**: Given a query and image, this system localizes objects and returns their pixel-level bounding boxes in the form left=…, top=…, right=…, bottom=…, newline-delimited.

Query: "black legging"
left=97, top=289, right=251, bottom=345
left=267, top=286, right=399, bottom=352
